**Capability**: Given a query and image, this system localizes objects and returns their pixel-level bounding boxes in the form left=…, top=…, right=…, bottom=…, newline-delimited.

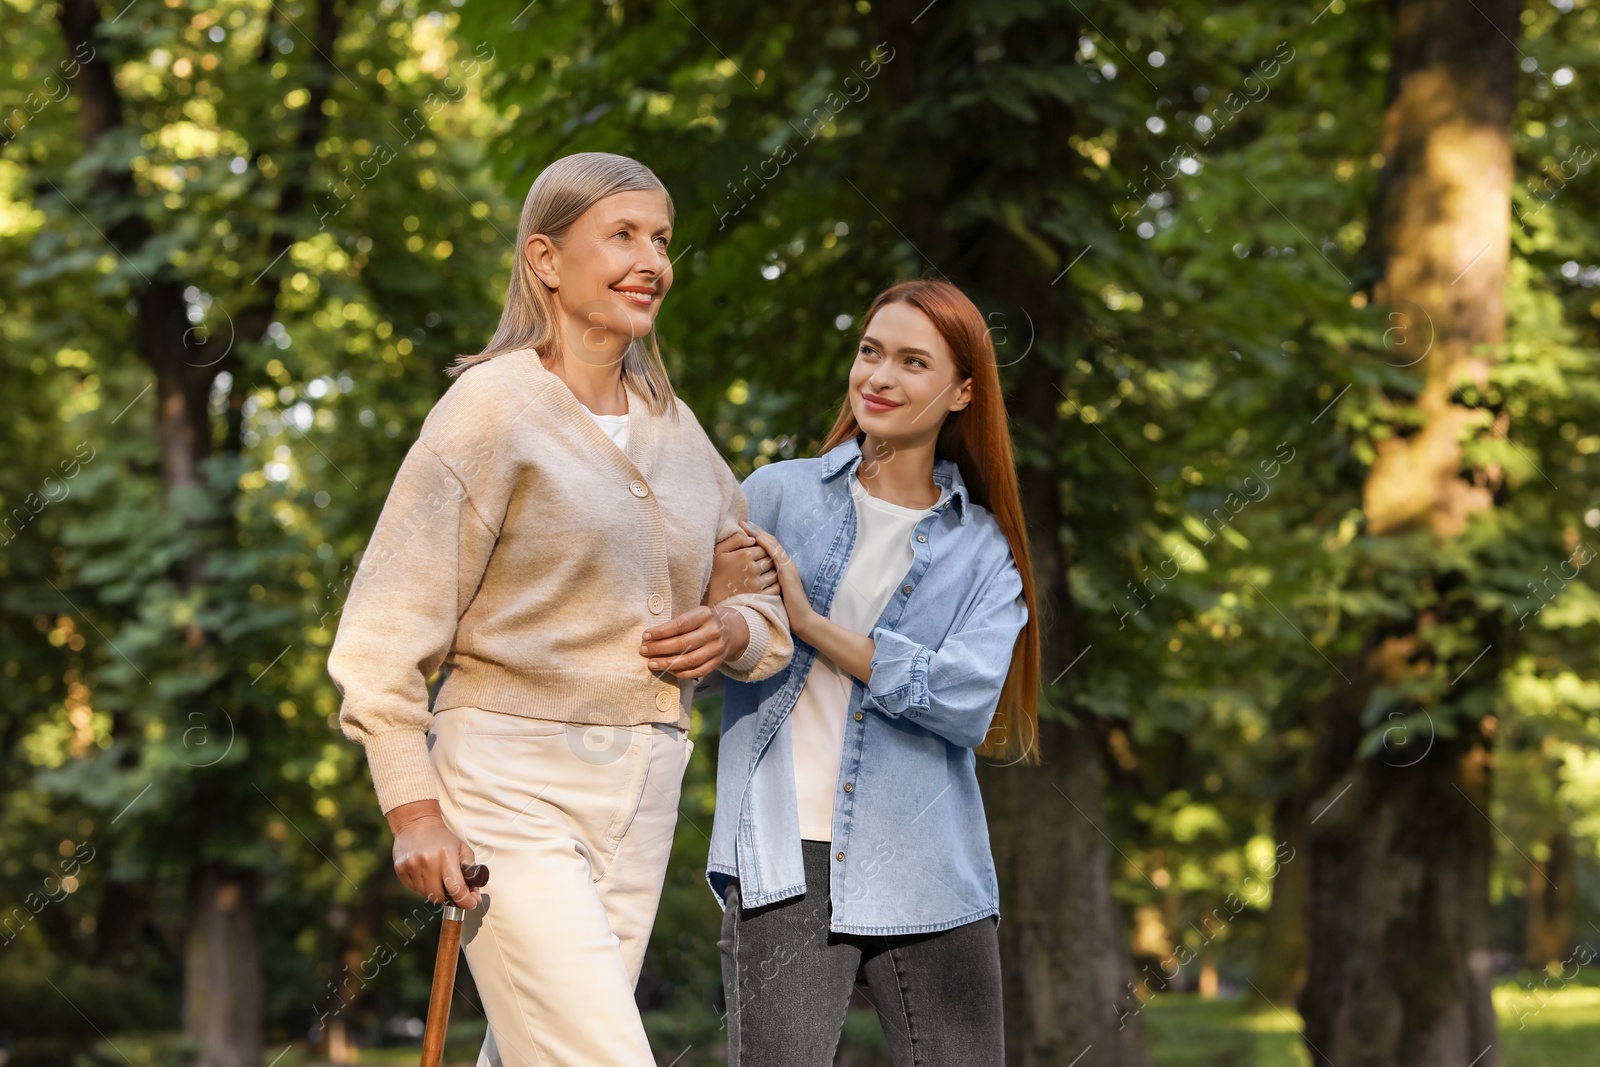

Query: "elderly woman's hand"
left=641, top=604, right=751, bottom=679
left=386, top=801, right=481, bottom=909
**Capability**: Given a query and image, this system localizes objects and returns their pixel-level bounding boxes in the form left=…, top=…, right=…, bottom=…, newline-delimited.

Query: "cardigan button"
left=917, top=534, right=926, bottom=542
left=901, top=584, right=913, bottom=595
left=854, top=711, right=863, bottom=721
left=648, top=593, right=665, bottom=614
left=843, top=781, right=853, bottom=792
left=836, top=851, right=846, bottom=861
left=630, top=480, right=649, bottom=497
left=655, top=689, right=677, bottom=711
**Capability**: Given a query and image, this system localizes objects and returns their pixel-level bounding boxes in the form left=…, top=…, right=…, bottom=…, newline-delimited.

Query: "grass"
left=67, top=976, right=1600, bottom=1066
left=1134, top=977, right=1600, bottom=1067
left=631, top=978, right=1600, bottom=1066
left=1142, top=996, right=1312, bottom=1067
left=1492, top=982, right=1600, bottom=1067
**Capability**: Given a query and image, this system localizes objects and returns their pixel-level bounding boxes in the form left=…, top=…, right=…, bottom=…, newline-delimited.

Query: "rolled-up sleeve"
left=863, top=556, right=1027, bottom=749
left=710, top=459, right=792, bottom=682
left=327, top=439, right=498, bottom=813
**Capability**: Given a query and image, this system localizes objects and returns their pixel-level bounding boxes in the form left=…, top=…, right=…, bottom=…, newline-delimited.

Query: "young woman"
left=327, top=152, right=793, bottom=1067
left=704, top=279, right=1041, bottom=1066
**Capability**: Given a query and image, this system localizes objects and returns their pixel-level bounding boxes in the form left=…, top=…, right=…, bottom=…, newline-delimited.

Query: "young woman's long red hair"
left=818, top=279, right=1041, bottom=765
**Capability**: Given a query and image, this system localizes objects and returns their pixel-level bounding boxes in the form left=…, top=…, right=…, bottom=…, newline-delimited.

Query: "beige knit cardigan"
left=327, top=347, right=793, bottom=812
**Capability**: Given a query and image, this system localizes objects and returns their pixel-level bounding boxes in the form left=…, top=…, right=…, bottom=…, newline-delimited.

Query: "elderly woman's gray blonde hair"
left=450, top=152, right=679, bottom=419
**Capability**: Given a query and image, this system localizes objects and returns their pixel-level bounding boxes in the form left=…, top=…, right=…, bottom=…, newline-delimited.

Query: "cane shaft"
left=420, top=910, right=465, bottom=1067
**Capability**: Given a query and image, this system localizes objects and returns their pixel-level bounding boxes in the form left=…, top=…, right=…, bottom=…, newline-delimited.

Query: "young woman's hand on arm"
left=705, top=526, right=779, bottom=603
left=645, top=450, right=792, bottom=682
left=739, top=522, right=874, bottom=681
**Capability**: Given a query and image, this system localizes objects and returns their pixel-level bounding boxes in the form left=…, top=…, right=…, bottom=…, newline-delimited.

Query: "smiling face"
left=523, top=188, right=674, bottom=363
left=849, top=301, right=973, bottom=441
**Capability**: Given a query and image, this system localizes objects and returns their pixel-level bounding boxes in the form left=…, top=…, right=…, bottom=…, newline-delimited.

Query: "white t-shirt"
left=790, top=472, right=946, bottom=841
left=582, top=405, right=629, bottom=451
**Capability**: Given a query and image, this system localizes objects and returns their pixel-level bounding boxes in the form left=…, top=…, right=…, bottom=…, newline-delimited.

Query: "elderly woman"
left=328, top=151, right=792, bottom=1067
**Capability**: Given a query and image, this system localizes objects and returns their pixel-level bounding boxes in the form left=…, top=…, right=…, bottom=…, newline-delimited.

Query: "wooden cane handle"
left=462, top=862, right=489, bottom=889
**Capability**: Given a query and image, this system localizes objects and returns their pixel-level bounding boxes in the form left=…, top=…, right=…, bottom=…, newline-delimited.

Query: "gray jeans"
left=718, top=839, right=1004, bottom=1067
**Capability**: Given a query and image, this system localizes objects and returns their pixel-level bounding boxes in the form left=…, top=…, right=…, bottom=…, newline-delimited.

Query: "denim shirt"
left=705, top=434, right=1029, bottom=935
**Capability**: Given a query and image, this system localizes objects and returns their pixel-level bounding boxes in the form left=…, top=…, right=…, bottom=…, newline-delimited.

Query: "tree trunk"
left=311, top=866, right=394, bottom=1060
left=1300, top=2, right=1516, bottom=1064
left=1252, top=795, right=1308, bottom=1005
left=183, top=864, right=264, bottom=1067
left=1524, top=831, right=1575, bottom=970
left=91, top=876, right=146, bottom=967
left=1361, top=0, right=1517, bottom=542
left=1302, top=672, right=1499, bottom=1065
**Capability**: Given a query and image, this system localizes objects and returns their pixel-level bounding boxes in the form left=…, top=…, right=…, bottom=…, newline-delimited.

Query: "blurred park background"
left=3, top=0, right=1600, bottom=1065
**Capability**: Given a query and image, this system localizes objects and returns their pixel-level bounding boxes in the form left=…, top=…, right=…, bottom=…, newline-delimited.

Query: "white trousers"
left=427, top=707, right=693, bottom=1067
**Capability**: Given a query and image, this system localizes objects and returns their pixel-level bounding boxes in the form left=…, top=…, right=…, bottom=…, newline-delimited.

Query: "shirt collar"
left=820, top=434, right=970, bottom=526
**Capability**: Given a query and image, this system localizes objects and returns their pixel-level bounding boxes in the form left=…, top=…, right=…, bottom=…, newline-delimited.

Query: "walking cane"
left=420, top=863, right=490, bottom=1067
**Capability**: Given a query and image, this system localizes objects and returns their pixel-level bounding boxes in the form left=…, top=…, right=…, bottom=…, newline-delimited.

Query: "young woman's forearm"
left=793, top=611, right=876, bottom=685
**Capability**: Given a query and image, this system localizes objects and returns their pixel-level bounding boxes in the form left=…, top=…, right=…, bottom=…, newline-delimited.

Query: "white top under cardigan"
left=583, top=406, right=630, bottom=450
left=790, top=472, right=946, bottom=841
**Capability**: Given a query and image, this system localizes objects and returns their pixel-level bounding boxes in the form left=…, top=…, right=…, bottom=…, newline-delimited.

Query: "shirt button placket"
left=629, top=472, right=673, bottom=717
